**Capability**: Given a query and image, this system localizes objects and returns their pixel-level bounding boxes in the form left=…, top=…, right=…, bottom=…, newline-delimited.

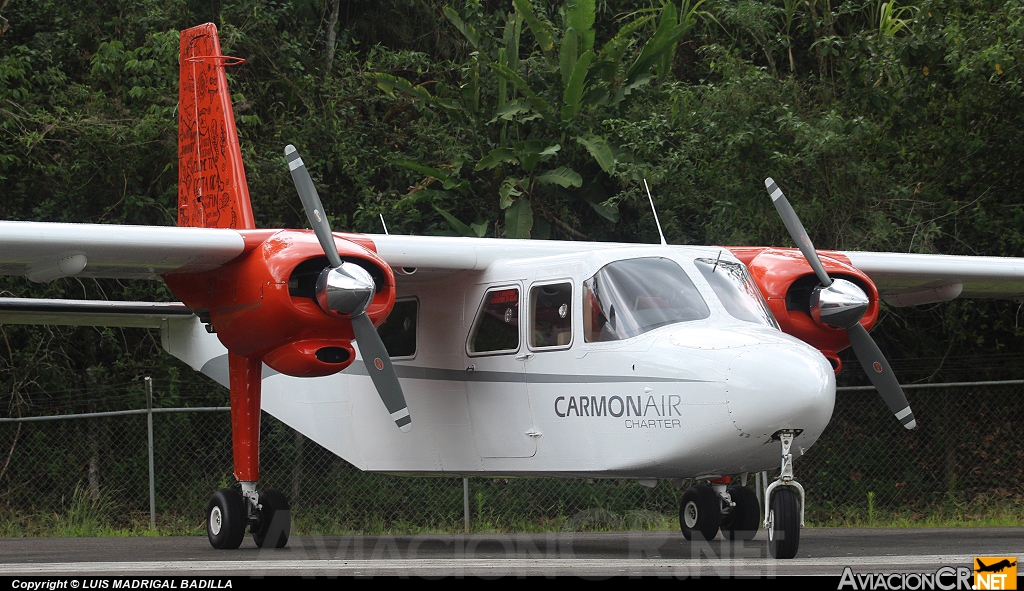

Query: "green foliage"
left=370, top=0, right=704, bottom=239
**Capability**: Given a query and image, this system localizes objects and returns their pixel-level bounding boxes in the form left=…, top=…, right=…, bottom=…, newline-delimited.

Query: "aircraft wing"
left=367, top=234, right=623, bottom=272
left=0, top=221, right=239, bottom=327
left=0, top=221, right=245, bottom=281
left=6, top=220, right=1024, bottom=308
left=840, top=251, right=1024, bottom=306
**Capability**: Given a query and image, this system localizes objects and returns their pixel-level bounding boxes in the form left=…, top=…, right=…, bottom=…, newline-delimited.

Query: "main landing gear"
left=678, top=478, right=760, bottom=542
left=677, top=430, right=805, bottom=559
left=206, top=353, right=292, bottom=549
left=206, top=483, right=291, bottom=549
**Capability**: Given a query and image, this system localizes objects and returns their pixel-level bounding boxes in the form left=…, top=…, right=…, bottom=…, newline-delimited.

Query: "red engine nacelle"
left=729, top=247, right=880, bottom=372
left=164, top=229, right=395, bottom=377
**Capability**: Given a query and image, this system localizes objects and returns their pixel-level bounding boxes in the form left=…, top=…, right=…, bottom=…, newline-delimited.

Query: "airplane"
left=976, top=558, right=1017, bottom=574
left=3, top=22, right=1024, bottom=559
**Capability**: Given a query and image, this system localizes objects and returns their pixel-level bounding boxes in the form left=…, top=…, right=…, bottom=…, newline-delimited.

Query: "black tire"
left=722, top=485, right=760, bottom=541
left=679, top=484, right=721, bottom=541
left=251, top=489, right=290, bottom=549
left=207, top=488, right=246, bottom=550
left=767, top=487, right=801, bottom=559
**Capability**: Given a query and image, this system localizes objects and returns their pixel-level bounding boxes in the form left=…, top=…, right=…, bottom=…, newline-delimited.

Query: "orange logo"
left=974, top=557, right=1017, bottom=590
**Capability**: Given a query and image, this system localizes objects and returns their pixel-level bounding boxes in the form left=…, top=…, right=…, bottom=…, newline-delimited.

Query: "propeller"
left=286, top=145, right=411, bottom=433
left=765, top=177, right=916, bottom=430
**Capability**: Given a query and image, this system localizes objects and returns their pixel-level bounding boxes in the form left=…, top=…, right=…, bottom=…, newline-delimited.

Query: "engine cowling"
left=164, top=229, right=395, bottom=377
left=729, top=246, right=880, bottom=372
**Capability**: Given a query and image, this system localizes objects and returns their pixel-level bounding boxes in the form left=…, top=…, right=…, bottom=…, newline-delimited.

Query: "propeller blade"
left=847, top=323, right=916, bottom=430
left=766, top=176, right=914, bottom=430
left=285, top=145, right=343, bottom=269
left=765, top=178, right=832, bottom=287
left=351, top=312, right=411, bottom=432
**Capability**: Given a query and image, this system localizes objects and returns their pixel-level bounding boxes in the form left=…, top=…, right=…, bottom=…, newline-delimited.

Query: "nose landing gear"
left=763, top=430, right=804, bottom=559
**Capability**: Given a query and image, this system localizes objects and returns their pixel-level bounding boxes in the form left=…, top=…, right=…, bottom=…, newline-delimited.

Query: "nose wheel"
left=766, top=486, right=801, bottom=558
left=205, top=485, right=291, bottom=549
left=763, top=430, right=805, bottom=559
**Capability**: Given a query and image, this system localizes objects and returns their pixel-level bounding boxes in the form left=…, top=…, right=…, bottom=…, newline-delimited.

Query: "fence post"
left=463, top=477, right=470, bottom=533
left=146, top=377, right=155, bottom=530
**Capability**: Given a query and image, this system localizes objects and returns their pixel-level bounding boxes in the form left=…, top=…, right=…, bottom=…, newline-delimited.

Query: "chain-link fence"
left=1, top=380, right=1022, bottom=534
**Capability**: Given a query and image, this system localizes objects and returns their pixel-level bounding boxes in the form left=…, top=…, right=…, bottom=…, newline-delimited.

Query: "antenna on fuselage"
left=379, top=213, right=390, bottom=235
left=644, top=179, right=667, bottom=246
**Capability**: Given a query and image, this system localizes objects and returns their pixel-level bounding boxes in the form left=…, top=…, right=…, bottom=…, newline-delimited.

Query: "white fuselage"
left=163, top=245, right=836, bottom=480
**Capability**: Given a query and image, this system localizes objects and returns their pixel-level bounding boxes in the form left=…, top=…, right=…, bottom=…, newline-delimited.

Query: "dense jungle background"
left=0, top=0, right=1022, bottom=532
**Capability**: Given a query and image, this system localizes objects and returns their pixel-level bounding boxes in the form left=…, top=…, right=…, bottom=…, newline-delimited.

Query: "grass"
left=805, top=492, right=1024, bottom=528
left=1, top=493, right=1021, bottom=537
left=2, top=478, right=1022, bottom=537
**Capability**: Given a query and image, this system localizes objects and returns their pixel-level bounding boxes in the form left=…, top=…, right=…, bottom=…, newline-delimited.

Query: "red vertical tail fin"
left=177, top=23, right=255, bottom=229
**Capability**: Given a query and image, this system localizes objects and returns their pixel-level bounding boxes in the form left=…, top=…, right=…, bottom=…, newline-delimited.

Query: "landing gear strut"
left=205, top=353, right=292, bottom=549
left=764, top=430, right=804, bottom=559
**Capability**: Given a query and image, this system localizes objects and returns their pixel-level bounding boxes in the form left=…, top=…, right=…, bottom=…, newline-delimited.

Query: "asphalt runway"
left=0, top=528, right=1021, bottom=578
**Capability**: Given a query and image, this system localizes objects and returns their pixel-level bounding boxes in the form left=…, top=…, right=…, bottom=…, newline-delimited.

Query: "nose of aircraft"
left=724, top=336, right=836, bottom=440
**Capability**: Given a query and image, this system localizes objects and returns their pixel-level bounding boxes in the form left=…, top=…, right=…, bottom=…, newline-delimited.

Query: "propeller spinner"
left=286, top=145, right=411, bottom=432
left=765, top=177, right=916, bottom=430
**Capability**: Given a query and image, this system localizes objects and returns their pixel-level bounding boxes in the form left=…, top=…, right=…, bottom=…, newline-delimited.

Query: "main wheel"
left=207, top=488, right=246, bottom=550
left=767, top=487, right=800, bottom=559
left=251, top=489, right=290, bottom=548
left=679, top=484, right=721, bottom=541
left=721, top=485, right=760, bottom=541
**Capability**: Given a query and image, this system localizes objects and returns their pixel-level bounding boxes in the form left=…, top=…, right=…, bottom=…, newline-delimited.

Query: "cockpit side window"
left=583, top=258, right=710, bottom=342
left=694, top=257, right=780, bottom=328
left=530, top=282, right=572, bottom=349
left=468, top=287, right=520, bottom=354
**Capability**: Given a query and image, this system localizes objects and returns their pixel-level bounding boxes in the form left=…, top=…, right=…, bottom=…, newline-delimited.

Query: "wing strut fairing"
left=0, top=298, right=193, bottom=328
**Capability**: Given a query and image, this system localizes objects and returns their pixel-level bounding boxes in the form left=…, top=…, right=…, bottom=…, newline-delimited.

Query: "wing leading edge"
left=0, top=221, right=245, bottom=282
left=841, top=251, right=1024, bottom=306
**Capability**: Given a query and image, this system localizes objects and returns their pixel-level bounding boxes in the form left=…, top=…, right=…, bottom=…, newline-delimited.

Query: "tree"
left=370, top=0, right=707, bottom=239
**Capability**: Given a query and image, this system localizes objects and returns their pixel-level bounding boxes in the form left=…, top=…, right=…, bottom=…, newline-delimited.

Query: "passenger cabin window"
left=694, top=257, right=780, bottom=328
left=583, top=258, right=710, bottom=342
left=469, top=287, right=520, bottom=354
left=530, top=282, right=572, bottom=349
left=377, top=299, right=418, bottom=357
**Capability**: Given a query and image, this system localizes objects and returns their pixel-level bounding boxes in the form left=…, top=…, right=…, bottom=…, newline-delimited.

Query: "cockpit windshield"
left=694, top=256, right=779, bottom=328
left=583, top=257, right=710, bottom=342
